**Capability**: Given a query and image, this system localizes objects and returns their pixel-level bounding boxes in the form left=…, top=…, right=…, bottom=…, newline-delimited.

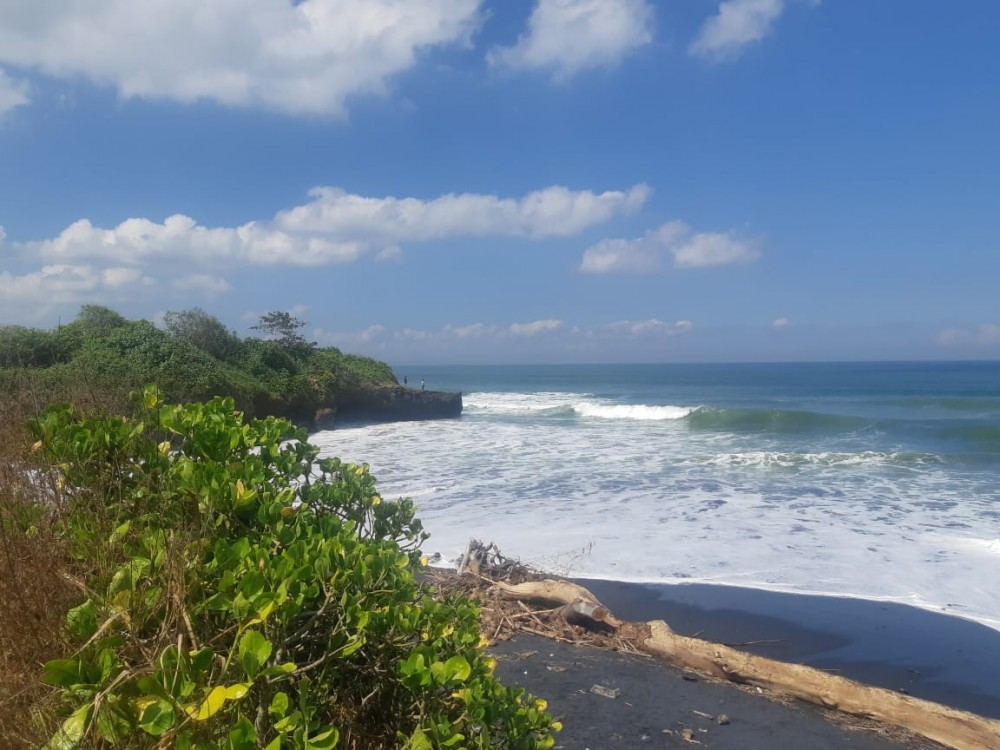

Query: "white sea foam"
left=463, top=391, right=694, bottom=421
left=574, top=402, right=694, bottom=420
left=310, top=399, right=1000, bottom=633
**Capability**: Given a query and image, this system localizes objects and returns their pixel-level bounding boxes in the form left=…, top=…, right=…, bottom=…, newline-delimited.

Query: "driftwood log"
left=490, top=577, right=1000, bottom=750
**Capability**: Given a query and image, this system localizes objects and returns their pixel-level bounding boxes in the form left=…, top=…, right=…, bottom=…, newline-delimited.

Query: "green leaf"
left=406, top=729, right=432, bottom=750
left=224, top=682, right=251, bottom=700
left=65, top=599, right=99, bottom=640
left=445, top=655, right=472, bottom=683
left=306, top=726, right=339, bottom=750
left=261, top=662, right=296, bottom=678
left=263, top=738, right=281, bottom=750
left=138, top=700, right=175, bottom=736
left=190, top=685, right=227, bottom=721
left=268, top=691, right=289, bottom=718
left=43, top=658, right=85, bottom=687
left=47, top=703, right=92, bottom=749
left=188, top=647, right=215, bottom=675
left=238, top=630, right=272, bottom=679
left=227, top=716, right=257, bottom=750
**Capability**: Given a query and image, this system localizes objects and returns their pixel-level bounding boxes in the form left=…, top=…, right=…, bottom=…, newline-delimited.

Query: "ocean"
left=310, top=362, right=1000, bottom=632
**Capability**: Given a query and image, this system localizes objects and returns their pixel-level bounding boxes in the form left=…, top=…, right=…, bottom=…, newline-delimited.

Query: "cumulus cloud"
left=772, top=317, right=790, bottom=329
left=689, top=0, right=785, bottom=61
left=0, top=264, right=153, bottom=320
left=937, top=324, right=1000, bottom=348
left=25, top=184, right=648, bottom=269
left=0, top=0, right=482, bottom=115
left=580, top=220, right=758, bottom=273
left=276, top=183, right=650, bottom=239
left=488, top=0, right=654, bottom=80
left=0, top=68, right=30, bottom=116
left=509, top=319, right=563, bottom=336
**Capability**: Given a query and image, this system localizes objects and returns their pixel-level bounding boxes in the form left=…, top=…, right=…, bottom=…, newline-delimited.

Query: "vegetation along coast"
left=2, top=307, right=999, bottom=748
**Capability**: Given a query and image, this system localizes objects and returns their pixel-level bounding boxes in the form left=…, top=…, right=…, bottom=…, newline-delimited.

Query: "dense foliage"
left=25, top=387, right=557, bottom=749
left=0, top=306, right=398, bottom=424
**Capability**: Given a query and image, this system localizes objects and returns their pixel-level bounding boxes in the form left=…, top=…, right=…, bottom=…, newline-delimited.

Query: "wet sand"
left=577, top=579, right=1000, bottom=720
left=487, top=579, right=1000, bottom=748
left=491, top=632, right=937, bottom=749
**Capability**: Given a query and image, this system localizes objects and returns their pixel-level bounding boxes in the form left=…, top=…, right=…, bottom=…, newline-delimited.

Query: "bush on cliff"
left=0, top=306, right=399, bottom=425
left=24, top=387, right=556, bottom=749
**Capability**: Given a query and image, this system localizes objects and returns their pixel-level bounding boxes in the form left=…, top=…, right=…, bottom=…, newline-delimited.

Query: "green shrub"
left=0, top=326, right=72, bottom=368
left=32, top=387, right=556, bottom=749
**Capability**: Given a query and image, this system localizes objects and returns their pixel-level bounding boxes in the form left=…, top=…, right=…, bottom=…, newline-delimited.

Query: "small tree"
left=251, top=311, right=313, bottom=355
left=163, top=307, right=239, bottom=361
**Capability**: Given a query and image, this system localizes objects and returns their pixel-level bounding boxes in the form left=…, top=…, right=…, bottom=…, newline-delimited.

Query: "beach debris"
left=717, top=713, right=731, bottom=725
left=680, top=728, right=702, bottom=744
left=589, top=684, right=621, bottom=699
left=446, top=542, right=1000, bottom=750
left=690, top=710, right=713, bottom=720
left=458, top=538, right=525, bottom=579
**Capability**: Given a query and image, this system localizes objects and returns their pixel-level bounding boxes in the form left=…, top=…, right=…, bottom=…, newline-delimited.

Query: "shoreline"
left=575, top=577, right=1000, bottom=720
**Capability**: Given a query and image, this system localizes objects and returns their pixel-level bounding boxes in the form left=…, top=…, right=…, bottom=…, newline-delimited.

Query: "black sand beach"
left=577, top=579, right=1000, bottom=719
left=484, top=578, right=1000, bottom=749
left=491, top=632, right=936, bottom=749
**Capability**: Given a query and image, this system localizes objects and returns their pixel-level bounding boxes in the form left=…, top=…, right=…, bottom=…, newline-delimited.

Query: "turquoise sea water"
left=311, top=361, right=1000, bottom=630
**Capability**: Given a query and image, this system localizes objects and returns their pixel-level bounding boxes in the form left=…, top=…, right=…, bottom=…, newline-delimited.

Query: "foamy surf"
left=311, top=362, right=1000, bottom=634
left=463, top=392, right=694, bottom=421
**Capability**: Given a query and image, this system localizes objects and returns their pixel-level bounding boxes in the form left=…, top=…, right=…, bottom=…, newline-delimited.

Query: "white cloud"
left=689, top=0, right=785, bottom=61
left=0, top=68, right=30, bottom=116
left=359, top=324, right=385, bottom=342
left=672, top=230, right=759, bottom=268
left=488, top=0, right=654, bottom=80
left=509, top=319, right=563, bottom=336
left=605, top=318, right=692, bottom=336
left=0, top=264, right=153, bottom=320
left=772, top=317, right=790, bottom=329
left=0, top=0, right=482, bottom=116
left=25, top=184, right=648, bottom=269
left=580, top=220, right=758, bottom=273
left=937, top=324, right=1000, bottom=348
left=276, top=183, right=650, bottom=239
left=443, top=322, right=497, bottom=338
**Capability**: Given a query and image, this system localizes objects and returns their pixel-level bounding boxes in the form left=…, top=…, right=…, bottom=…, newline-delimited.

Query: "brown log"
left=494, top=580, right=1000, bottom=750
left=495, top=579, right=602, bottom=606
left=637, top=620, right=1000, bottom=750
left=557, top=599, right=613, bottom=627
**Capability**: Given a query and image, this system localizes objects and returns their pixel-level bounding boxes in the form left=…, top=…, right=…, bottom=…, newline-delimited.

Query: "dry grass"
left=0, top=374, right=131, bottom=748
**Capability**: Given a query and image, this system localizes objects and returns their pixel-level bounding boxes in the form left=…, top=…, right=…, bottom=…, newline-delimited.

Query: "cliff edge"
left=314, top=386, right=462, bottom=429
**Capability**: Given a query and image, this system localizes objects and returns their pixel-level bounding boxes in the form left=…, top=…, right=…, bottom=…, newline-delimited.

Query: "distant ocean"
left=310, top=362, right=1000, bottom=631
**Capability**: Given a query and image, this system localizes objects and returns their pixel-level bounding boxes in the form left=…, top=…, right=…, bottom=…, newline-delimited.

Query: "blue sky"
left=1, top=0, right=999, bottom=364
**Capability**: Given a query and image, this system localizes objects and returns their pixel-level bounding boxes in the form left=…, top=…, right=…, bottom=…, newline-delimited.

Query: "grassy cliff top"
left=0, top=305, right=397, bottom=425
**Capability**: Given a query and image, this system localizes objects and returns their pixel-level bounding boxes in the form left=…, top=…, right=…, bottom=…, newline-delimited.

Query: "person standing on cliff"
left=421, top=379, right=425, bottom=391
left=403, top=375, right=408, bottom=387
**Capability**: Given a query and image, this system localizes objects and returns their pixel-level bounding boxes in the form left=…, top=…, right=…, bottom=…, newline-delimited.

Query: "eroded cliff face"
left=313, top=387, right=462, bottom=430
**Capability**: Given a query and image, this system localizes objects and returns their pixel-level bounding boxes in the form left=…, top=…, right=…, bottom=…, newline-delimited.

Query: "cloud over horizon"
left=4, top=183, right=649, bottom=320
left=579, top=220, right=759, bottom=273
left=936, top=323, right=1000, bottom=349
left=488, top=0, right=654, bottom=80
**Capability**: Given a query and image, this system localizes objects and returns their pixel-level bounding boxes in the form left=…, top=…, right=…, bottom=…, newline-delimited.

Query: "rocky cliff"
left=313, top=386, right=462, bottom=430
